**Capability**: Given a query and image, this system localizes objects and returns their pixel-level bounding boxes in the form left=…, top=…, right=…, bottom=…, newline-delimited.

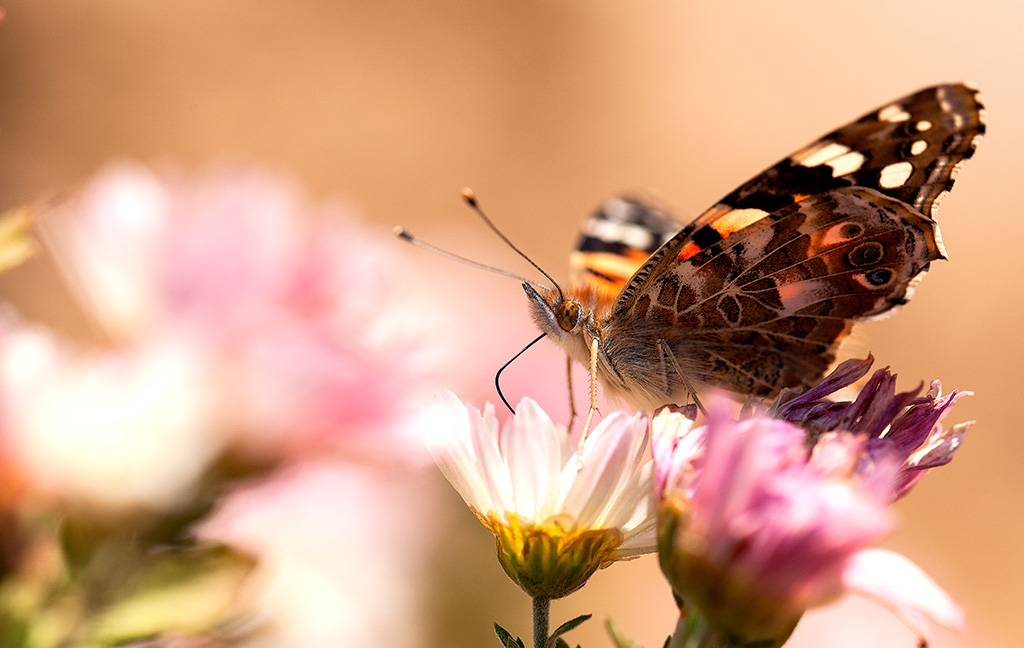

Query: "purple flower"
left=771, top=356, right=972, bottom=500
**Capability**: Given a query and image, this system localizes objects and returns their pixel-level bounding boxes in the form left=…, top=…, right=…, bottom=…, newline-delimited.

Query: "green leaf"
left=494, top=622, right=525, bottom=648
left=546, top=613, right=591, bottom=647
left=548, top=614, right=589, bottom=638
left=82, top=543, right=256, bottom=646
left=58, top=515, right=110, bottom=577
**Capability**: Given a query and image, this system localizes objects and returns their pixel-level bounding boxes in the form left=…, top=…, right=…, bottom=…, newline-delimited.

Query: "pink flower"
left=654, top=401, right=963, bottom=647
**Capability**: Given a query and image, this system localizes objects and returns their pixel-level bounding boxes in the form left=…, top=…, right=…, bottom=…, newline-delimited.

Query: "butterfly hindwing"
left=607, top=187, right=943, bottom=396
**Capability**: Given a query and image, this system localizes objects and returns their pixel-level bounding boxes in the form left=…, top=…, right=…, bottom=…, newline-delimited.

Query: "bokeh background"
left=0, top=2, right=1021, bottom=648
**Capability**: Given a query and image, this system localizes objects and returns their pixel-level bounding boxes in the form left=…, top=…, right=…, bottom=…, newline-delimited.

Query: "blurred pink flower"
left=34, top=163, right=440, bottom=461
left=653, top=401, right=963, bottom=647
left=0, top=162, right=463, bottom=510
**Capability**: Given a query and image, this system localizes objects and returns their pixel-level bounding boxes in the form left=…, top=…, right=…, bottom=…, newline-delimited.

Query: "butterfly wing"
left=606, top=83, right=984, bottom=399
left=568, top=196, right=681, bottom=303
left=667, top=83, right=984, bottom=254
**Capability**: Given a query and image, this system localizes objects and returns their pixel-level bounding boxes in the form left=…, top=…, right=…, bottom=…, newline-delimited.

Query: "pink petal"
left=843, top=548, right=964, bottom=642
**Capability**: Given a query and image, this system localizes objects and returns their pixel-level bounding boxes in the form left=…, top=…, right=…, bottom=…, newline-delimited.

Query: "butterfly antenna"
left=494, top=333, right=546, bottom=413
left=462, top=188, right=565, bottom=300
left=394, top=227, right=545, bottom=287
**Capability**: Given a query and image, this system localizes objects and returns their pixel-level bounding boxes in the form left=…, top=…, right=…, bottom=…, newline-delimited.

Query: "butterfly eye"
left=556, top=300, right=581, bottom=332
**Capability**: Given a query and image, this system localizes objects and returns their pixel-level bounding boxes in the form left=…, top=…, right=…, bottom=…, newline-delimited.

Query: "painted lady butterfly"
left=525, top=83, right=984, bottom=411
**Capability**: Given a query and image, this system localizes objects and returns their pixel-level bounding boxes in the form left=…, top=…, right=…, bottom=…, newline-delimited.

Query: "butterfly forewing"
left=648, top=84, right=983, bottom=270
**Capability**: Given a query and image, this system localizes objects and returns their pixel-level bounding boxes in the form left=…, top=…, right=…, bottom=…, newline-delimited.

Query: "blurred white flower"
left=0, top=324, right=220, bottom=511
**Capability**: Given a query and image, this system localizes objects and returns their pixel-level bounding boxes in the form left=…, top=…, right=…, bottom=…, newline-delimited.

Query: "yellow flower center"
left=480, top=511, right=624, bottom=599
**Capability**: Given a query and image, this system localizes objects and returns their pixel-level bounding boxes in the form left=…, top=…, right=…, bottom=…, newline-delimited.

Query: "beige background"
left=0, top=2, right=1021, bottom=647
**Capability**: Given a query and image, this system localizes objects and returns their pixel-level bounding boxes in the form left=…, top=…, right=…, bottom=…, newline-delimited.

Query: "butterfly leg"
left=657, top=339, right=707, bottom=415
left=576, top=338, right=601, bottom=460
left=564, top=354, right=580, bottom=434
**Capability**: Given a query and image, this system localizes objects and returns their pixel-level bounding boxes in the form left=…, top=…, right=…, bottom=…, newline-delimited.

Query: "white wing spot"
left=910, top=140, right=928, bottom=156
left=711, top=208, right=769, bottom=236
left=827, top=151, right=866, bottom=177
left=791, top=141, right=865, bottom=177
left=915, top=119, right=932, bottom=132
left=879, top=161, right=914, bottom=188
left=603, top=198, right=634, bottom=221
left=792, top=141, right=850, bottom=167
left=878, top=103, right=911, bottom=122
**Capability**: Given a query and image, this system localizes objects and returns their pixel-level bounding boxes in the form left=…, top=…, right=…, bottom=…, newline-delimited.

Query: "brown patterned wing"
left=701, top=84, right=984, bottom=221
left=604, top=187, right=943, bottom=397
left=617, top=84, right=984, bottom=310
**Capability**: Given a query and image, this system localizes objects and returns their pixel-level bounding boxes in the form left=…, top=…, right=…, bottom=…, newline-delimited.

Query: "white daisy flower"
left=425, top=389, right=656, bottom=599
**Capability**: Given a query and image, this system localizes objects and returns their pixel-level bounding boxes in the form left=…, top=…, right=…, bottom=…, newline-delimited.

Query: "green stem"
left=533, top=596, right=550, bottom=648
left=667, top=610, right=720, bottom=648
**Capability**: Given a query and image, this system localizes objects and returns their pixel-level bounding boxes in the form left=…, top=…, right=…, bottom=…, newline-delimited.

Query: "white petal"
left=504, top=398, right=561, bottom=521
left=560, top=412, right=646, bottom=527
left=423, top=391, right=491, bottom=512
left=469, top=401, right=512, bottom=515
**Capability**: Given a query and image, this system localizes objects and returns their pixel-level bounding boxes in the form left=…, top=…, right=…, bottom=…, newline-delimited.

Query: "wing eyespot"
left=864, top=267, right=894, bottom=286
left=847, top=241, right=886, bottom=267
left=839, top=222, right=864, bottom=239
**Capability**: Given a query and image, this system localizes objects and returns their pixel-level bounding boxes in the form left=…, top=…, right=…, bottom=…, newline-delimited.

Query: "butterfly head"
left=523, top=281, right=579, bottom=333
left=522, top=281, right=606, bottom=372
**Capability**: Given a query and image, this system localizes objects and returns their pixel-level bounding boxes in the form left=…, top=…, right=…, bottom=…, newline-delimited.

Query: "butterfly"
left=525, top=83, right=984, bottom=411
